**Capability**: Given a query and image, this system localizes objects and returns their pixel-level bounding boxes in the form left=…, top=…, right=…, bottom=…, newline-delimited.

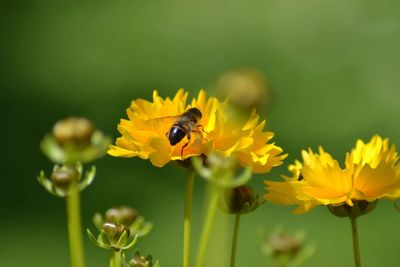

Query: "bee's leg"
left=181, top=133, right=191, bottom=158
left=192, top=130, right=208, bottom=142
left=181, top=142, right=189, bottom=158
left=197, top=125, right=209, bottom=134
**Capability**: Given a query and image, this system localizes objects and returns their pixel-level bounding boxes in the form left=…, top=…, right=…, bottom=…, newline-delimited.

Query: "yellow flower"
left=265, top=135, right=400, bottom=214
left=108, top=89, right=286, bottom=173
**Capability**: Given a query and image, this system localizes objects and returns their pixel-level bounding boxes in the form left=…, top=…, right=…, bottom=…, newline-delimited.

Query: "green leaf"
left=130, top=216, right=144, bottom=233
left=75, top=162, right=83, bottom=176
left=87, top=229, right=100, bottom=246
left=79, top=165, right=96, bottom=191
left=40, top=135, right=66, bottom=164
left=99, top=230, right=112, bottom=247
left=192, top=157, right=212, bottom=178
left=136, top=222, right=153, bottom=237
left=121, top=235, right=138, bottom=250
left=93, top=213, right=104, bottom=231
left=230, top=167, right=252, bottom=187
left=37, top=171, right=58, bottom=196
left=116, top=230, right=128, bottom=248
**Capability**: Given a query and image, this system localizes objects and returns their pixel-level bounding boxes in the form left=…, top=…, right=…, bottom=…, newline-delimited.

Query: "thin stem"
left=66, top=188, right=86, bottom=267
left=230, top=215, right=241, bottom=267
left=183, top=171, right=196, bottom=267
left=350, top=217, right=361, bottom=267
left=194, top=187, right=219, bottom=267
left=110, top=250, right=122, bottom=267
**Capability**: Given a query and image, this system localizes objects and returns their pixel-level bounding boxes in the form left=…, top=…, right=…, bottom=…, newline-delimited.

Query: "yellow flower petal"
left=301, top=148, right=353, bottom=203
left=109, top=89, right=285, bottom=173
left=351, top=135, right=400, bottom=200
left=264, top=180, right=319, bottom=214
left=265, top=135, right=400, bottom=214
left=148, top=138, right=172, bottom=167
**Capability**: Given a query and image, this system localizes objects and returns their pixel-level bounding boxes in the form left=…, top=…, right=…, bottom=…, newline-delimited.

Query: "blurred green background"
left=1, top=0, right=400, bottom=266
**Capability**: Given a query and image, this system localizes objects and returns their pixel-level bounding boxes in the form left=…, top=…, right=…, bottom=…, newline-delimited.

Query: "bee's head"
left=188, top=107, right=202, bottom=119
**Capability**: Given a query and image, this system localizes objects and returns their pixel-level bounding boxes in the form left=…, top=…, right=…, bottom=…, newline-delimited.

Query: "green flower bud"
left=38, top=162, right=95, bottom=197
left=222, top=186, right=256, bottom=214
left=91, top=207, right=153, bottom=241
left=328, top=200, right=377, bottom=218
left=102, top=222, right=130, bottom=244
left=87, top=220, right=138, bottom=251
left=128, top=251, right=159, bottom=267
left=219, top=185, right=263, bottom=215
left=53, top=117, right=95, bottom=147
left=105, top=206, right=138, bottom=227
left=192, top=153, right=252, bottom=188
left=50, top=165, right=80, bottom=191
left=129, top=254, right=148, bottom=267
left=216, top=68, right=272, bottom=111
left=41, top=116, right=110, bottom=164
left=267, top=232, right=301, bottom=258
left=262, top=228, right=315, bottom=267
left=207, top=153, right=237, bottom=173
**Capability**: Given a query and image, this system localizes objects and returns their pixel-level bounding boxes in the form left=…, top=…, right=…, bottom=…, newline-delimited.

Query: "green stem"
left=66, top=188, right=86, bottom=267
left=194, top=187, right=219, bottom=267
left=230, top=215, right=241, bottom=267
left=350, top=217, right=361, bottom=267
left=110, top=250, right=122, bottom=267
left=183, top=172, right=196, bottom=267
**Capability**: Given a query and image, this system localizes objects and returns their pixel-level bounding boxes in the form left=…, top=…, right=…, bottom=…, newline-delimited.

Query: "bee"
left=145, top=107, right=207, bottom=157
left=165, top=107, right=206, bottom=157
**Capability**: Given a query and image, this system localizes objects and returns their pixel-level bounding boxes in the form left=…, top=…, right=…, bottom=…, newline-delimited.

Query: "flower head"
left=41, top=117, right=110, bottom=165
left=215, top=68, right=271, bottom=110
left=108, top=89, right=285, bottom=173
left=220, top=185, right=264, bottom=214
left=37, top=163, right=96, bottom=197
left=261, top=227, right=315, bottom=267
left=128, top=251, right=160, bottom=267
left=265, top=135, right=400, bottom=214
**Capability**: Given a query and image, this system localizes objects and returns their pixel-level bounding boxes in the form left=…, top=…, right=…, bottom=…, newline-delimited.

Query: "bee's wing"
left=144, top=115, right=181, bottom=134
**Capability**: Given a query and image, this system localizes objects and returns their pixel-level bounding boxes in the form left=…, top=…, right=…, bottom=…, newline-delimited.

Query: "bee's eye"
left=191, top=108, right=202, bottom=118
left=297, top=174, right=304, bottom=181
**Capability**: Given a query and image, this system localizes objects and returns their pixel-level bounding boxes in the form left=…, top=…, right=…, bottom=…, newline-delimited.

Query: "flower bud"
left=128, top=252, right=158, bottom=267
left=328, top=200, right=377, bottom=218
left=207, top=153, right=237, bottom=173
left=105, top=206, right=138, bottom=227
left=262, top=228, right=315, bottom=267
left=88, top=219, right=138, bottom=251
left=50, top=165, right=80, bottom=191
left=102, top=222, right=130, bottom=244
left=266, top=232, right=301, bottom=258
left=223, top=186, right=254, bottom=214
left=41, top=116, right=110, bottom=164
left=192, top=153, right=252, bottom=189
left=216, top=68, right=272, bottom=110
left=220, top=185, right=263, bottom=214
left=52, top=117, right=95, bottom=146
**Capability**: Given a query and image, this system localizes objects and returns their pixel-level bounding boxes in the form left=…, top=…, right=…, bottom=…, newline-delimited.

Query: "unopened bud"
left=207, top=153, right=237, bottom=173
left=50, top=165, right=80, bottom=190
left=53, top=117, right=95, bottom=146
left=193, top=153, right=252, bottom=189
left=328, top=200, right=377, bottom=218
left=216, top=68, right=271, bottom=110
left=224, top=186, right=254, bottom=214
left=105, top=206, right=138, bottom=227
left=102, top=222, right=130, bottom=243
left=129, top=252, right=157, bottom=267
left=267, top=232, right=301, bottom=258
